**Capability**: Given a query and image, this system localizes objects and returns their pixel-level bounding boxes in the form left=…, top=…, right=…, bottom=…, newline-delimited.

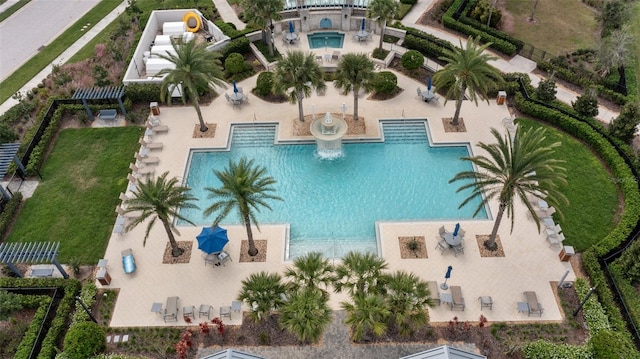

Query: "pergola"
left=72, top=86, right=126, bottom=121
left=0, top=241, right=69, bottom=278
left=0, top=142, right=31, bottom=198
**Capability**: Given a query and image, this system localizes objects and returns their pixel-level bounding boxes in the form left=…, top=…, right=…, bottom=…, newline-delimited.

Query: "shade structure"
left=232, top=80, right=238, bottom=93
left=453, top=223, right=460, bottom=236
left=289, top=21, right=294, bottom=33
left=444, top=265, right=453, bottom=279
left=427, top=77, right=432, bottom=91
left=361, top=18, right=365, bottom=30
left=196, top=226, right=229, bottom=254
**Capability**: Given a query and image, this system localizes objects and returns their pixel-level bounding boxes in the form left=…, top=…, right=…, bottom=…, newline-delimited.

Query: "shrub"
left=124, top=83, right=162, bottom=103
left=401, top=50, right=423, bottom=70
left=255, top=72, right=275, bottom=97
left=609, top=101, right=640, bottom=144
left=224, top=53, right=246, bottom=75
left=535, top=78, right=557, bottom=102
left=469, top=0, right=502, bottom=28
left=0, top=291, right=23, bottom=320
left=221, top=37, right=251, bottom=60
left=0, top=192, right=22, bottom=239
left=590, top=329, right=637, bottom=359
left=372, top=71, right=397, bottom=94
left=572, top=91, right=599, bottom=118
left=63, top=322, right=106, bottom=359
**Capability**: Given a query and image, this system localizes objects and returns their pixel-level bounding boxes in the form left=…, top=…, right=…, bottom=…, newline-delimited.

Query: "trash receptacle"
left=559, top=245, right=575, bottom=262
left=497, top=91, right=507, bottom=105
left=97, top=267, right=111, bottom=285
left=150, top=102, right=160, bottom=116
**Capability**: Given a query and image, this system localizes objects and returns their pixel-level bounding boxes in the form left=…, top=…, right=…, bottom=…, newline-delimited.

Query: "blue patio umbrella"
left=196, top=226, right=229, bottom=254
left=441, top=265, right=453, bottom=290
left=232, top=80, right=238, bottom=93
left=427, top=77, right=432, bottom=92
left=289, top=21, right=294, bottom=34
left=361, top=18, right=366, bottom=31
left=453, top=223, right=460, bottom=236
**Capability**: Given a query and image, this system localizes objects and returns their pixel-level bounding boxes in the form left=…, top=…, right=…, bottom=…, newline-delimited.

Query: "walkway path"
left=197, top=311, right=480, bottom=358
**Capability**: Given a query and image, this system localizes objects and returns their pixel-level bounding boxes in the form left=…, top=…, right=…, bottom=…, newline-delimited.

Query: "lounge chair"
left=139, top=138, right=163, bottom=151
left=129, top=163, right=155, bottom=177
left=121, top=248, right=136, bottom=274
left=115, top=205, right=142, bottom=219
left=427, top=281, right=441, bottom=305
left=524, top=291, right=543, bottom=317
left=164, top=296, right=179, bottom=322
left=547, top=232, right=565, bottom=247
left=145, top=121, right=169, bottom=135
left=332, top=51, right=340, bottom=62
left=450, top=286, right=465, bottom=311
left=135, top=151, right=159, bottom=166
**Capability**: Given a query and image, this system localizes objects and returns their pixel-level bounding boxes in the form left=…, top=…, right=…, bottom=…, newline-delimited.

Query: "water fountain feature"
left=309, top=112, right=348, bottom=159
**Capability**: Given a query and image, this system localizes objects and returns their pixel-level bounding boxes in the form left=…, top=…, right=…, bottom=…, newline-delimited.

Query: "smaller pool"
left=307, top=32, right=344, bottom=49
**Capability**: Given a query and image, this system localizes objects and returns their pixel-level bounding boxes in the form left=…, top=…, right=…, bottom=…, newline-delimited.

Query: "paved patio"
left=98, top=64, right=576, bottom=329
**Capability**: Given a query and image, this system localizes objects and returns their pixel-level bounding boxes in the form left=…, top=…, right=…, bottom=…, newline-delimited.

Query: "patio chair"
left=524, top=291, right=543, bottom=317
left=232, top=300, right=242, bottom=313
left=220, top=305, right=232, bottom=319
left=218, top=251, right=232, bottom=266
left=457, top=228, right=466, bottom=238
left=438, top=225, right=448, bottom=238
left=453, top=240, right=465, bottom=257
left=199, top=304, right=212, bottom=319
left=183, top=305, right=195, bottom=321
left=435, top=239, right=448, bottom=254
left=478, top=296, right=493, bottom=310
left=332, top=51, right=340, bottom=62
left=450, top=286, right=465, bottom=311
left=164, top=296, right=179, bottom=322
left=416, top=87, right=423, bottom=99
left=427, top=281, right=440, bottom=305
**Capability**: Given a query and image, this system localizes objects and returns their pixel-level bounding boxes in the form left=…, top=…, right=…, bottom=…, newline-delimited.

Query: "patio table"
left=443, top=232, right=463, bottom=247
left=439, top=293, right=452, bottom=306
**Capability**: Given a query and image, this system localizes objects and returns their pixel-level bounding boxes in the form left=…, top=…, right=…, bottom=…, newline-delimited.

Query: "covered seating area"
left=435, top=224, right=466, bottom=256
left=0, top=241, right=69, bottom=278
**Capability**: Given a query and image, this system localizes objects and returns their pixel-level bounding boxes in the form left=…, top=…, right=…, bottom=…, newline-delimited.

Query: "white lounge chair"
left=139, top=138, right=163, bottom=151
left=129, top=163, right=155, bottom=177
left=135, top=151, right=159, bottom=166
left=145, top=121, right=169, bottom=135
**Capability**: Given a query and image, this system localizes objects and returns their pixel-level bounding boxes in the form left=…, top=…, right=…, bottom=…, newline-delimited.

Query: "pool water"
left=179, top=122, right=487, bottom=258
left=307, top=32, right=344, bottom=49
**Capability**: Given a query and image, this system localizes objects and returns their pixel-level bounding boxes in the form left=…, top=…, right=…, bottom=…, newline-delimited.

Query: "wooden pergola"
left=72, top=86, right=126, bottom=121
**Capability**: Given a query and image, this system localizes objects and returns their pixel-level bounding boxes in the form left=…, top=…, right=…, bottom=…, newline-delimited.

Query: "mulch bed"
left=475, top=235, right=505, bottom=257
left=239, top=240, right=267, bottom=262
left=293, top=113, right=366, bottom=136
left=442, top=117, right=467, bottom=132
left=162, top=241, right=193, bottom=264
left=192, top=123, right=216, bottom=138
left=398, top=236, right=428, bottom=259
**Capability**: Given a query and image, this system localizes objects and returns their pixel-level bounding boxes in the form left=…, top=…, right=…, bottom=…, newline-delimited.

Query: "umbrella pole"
left=441, top=279, right=449, bottom=290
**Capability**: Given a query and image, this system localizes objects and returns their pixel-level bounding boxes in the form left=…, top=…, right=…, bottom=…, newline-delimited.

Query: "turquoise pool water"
left=179, top=122, right=487, bottom=258
left=307, top=32, right=344, bottom=49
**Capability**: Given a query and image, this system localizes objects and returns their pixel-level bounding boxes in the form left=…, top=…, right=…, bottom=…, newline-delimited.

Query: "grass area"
left=0, top=0, right=31, bottom=22
left=0, top=0, right=121, bottom=103
left=630, top=1, right=640, bottom=92
left=396, top=3, right=413, bottom=20
left=517, top=119, right=619, bottom=251
left=6, top=126, right=142, bottom=264
left=504, top=0, right=598, bottom=55
left=252, top=40, right=282, bottom=63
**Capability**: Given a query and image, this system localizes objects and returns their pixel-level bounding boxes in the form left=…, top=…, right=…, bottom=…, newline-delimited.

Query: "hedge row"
left=459, top=0, right=524, bottom=51
left=392, top=23, right=456, bottom=52
left=71, top=283, right=98, bottom=325
left=522, top=339, right=593, bottom=359
left=0, top=278, right=81, bottom=359
left=213, top=20, right=256, bottom=40
left=12, top=295, right=50, bottom=358
left=442, top=0, right=517, bottom=55
left=515, top=93, right=640, bottom=348
left=220, top=37, right=251, bottom=61
left=402, top=35, right=452, bottom=62
left=0, top=192, right=22, bottom=238
left=575, top=278, right=610, bottom=334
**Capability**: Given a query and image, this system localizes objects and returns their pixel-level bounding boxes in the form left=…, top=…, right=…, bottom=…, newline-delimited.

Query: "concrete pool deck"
left=99, top=68, right=576, bottom=329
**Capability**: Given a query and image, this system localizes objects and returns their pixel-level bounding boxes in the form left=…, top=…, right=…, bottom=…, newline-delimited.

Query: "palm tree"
left=273, top=51, right=326, bottom=122
left=333, top=251, right=388, bottom=296
left=334, top=53, right=375, bottom=121
left=237, top=271, right=287, bottom=322
left=342, top=292, right=390, bottom=341
left=124, top=172, right=198, bottom=257
left=432, top=36, right=503, bottom=127
left=284, top=251, right=334, bottom=297
left=278, top=287, right=332, bottom=343
left=368, top=0, right=399, bottom=51
left=240, top=0, right=284, bottom=57
left=385, top=270, right=434, bottom=336
left=450, top=127, right=568, bottom=250
left=156, top=39, right=226, bottom=132
left=204, top=158, right=282, bottom=257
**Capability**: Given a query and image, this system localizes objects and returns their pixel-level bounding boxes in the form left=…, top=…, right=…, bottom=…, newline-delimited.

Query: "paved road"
left=0, top=0, right=100, bottom=81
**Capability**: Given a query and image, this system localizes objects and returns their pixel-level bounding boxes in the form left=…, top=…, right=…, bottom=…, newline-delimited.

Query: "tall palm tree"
left=240, top=0, right=284, bottom=57
left=237, top=271, right=287, bottom=322
left=368, top=0, right=399, bottom=51
left=284, top=251, right=334, bottom=297
left=156, top=40, right=226, bottom=132
left=278, top=287, right=332, bottom=343
left=450, top=127, right=568, bottom=250
left=204, top=158, right=282, bottom=257
left=385, top=270, right=434, bottom=336
left=273, top=51, right=326, bottom=122
left=334, top=53, right=375, bottom=121
left=432, top=36, right=503, bottom=127
left=124, top=172, right=198, bottom=257
left=333, top=251, right=388, bottom=296
left=342, top=292, right=390, bottom=341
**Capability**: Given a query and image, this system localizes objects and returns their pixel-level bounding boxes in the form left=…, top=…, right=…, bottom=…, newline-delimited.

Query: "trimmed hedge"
left=575, top=278, right=610, bottom=334
left=124, top=83, right=162, bottom=103
left=0, top=192, right=23, bottom=238
left=220, top=37, right=251, bottom=61
left=71, top=283, right=98, bottom=325
left=590, top=329, right=639, bottom=359
left=63, top=322, right=106, bottom=359
left=1, top=278, right=81, bottom=359
left=522, top=339, right=593, bottom=359
left=442, top=0, right=517, bottom=55
left=460, top=0, right=524, bottom=51
left=14, top=296, right=51, bottom=359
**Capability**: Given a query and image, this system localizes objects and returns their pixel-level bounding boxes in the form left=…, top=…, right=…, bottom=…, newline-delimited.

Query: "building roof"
left=201, top=349, right=267, bottom=359
left=400, top=345, right=487, bottom=359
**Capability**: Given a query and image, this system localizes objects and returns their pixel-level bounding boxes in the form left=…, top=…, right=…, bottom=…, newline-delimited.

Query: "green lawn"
left=630, top=1, right=640, bottom=92
left=6, top=127, right=142, bottom=264
left=504, top=0, right=598, bottom=55
left=0, top=0, right=121, bottom=103
left=517, top=119, right=619, bottom=251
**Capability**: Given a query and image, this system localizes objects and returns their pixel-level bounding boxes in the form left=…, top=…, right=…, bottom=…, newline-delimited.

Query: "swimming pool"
left=307, top=32, right=344, bottom=49
left=179, top=121, right=487, bottom=258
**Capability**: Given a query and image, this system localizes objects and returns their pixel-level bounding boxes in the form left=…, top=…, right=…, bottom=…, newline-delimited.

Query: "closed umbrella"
left=196, top=226, right=229, bottom=254
left=233, top=80, right=238, bottom=93
left=441, top=265, right=453, bottom=290
left=453, top=223, right=460, bottom=237
left=361, top=18, right=366, bottom=31
left=289, top=21, right=294, bottom=34
left=427, top=77, right=432, bottom=92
